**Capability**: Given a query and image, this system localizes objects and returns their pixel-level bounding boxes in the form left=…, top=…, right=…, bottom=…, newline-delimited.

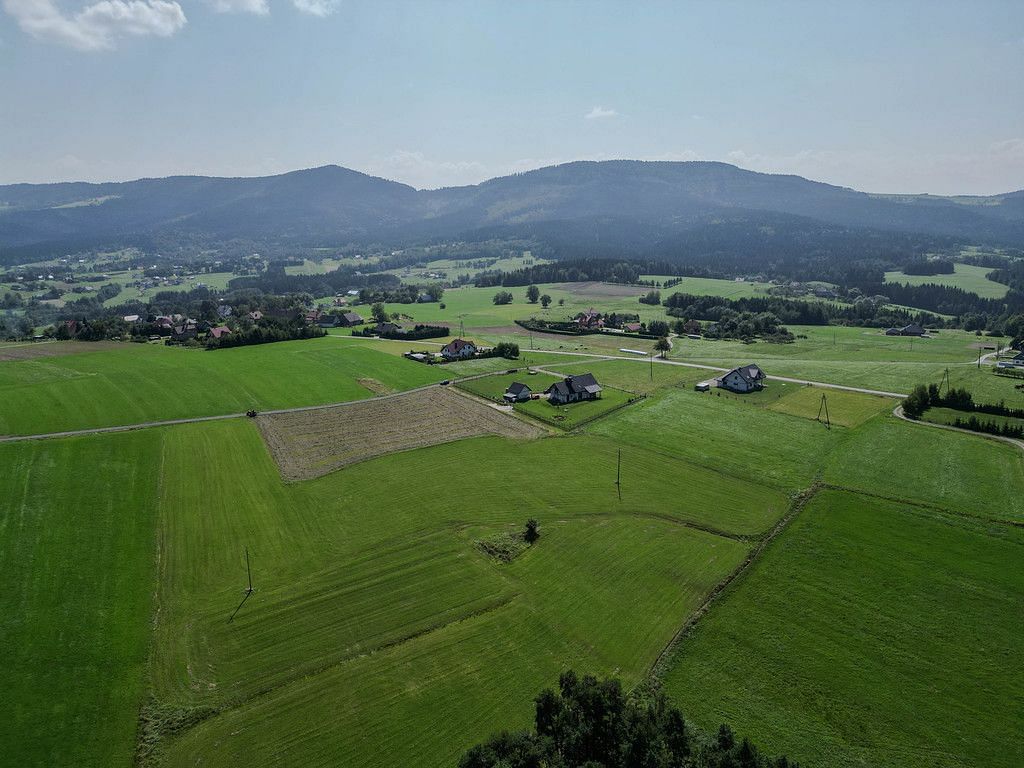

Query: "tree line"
left=460, top=671, right=798, bottom=768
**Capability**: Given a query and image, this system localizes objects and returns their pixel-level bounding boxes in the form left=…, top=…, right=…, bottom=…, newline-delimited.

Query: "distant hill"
left=1, top=161, right=1022, bottom=259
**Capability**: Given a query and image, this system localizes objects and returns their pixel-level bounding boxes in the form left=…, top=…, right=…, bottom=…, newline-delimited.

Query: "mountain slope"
left=1, top=161, right=1021, bottom=254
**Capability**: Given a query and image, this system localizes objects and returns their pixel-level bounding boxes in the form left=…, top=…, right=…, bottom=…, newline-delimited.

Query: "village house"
left=503, top=382, right=532, bottom=403
left=441, top=338, right=477, bottom=360
left=208, top=325, right=232, bottom=340
left=216, top=304, right=233, bottom=319
left=546, top=373, right=603, bottom=405
left=317, top=315, right=341, bottom=328
left=885, top=323, right=925, bottom=337
left=339, top=311, right=365, bottom=327
left=574, top=308, right=605, bottom=330
left=717, top=364, right=766, bottom=393
left=622, top=322, right=643, bottom=333
left=375, top=322, right=403, bottom=336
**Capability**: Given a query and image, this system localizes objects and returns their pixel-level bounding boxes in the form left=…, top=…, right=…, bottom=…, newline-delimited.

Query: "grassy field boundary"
left=645, top=482, right=823, bottom=686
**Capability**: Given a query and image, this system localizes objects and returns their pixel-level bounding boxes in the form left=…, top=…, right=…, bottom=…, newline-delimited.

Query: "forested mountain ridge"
left=1, top=160, right=1022, bottom=256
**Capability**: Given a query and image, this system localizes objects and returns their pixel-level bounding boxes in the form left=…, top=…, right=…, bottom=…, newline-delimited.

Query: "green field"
left=884, top=262, right=1009, bottom=299
left=5, top=290, right=1024, bottom=768
left=922, top=405, right=1024, bottom=432
left=0, top=431, right=161, bottom=767
left=663, top=489, right=1024, bottom=768
left=823, top=415, right=1024, bottom=522
left=143, top=421, right=766, bottom=765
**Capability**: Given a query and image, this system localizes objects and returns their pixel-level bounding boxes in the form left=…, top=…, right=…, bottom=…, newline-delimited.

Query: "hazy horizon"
left=4, top=158, right=1024, bottom=198
left=3, top=1, right=1023, bottom=195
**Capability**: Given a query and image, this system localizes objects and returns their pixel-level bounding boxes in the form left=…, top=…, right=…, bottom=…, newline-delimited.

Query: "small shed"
left=503, top=382, right=532, bottom=403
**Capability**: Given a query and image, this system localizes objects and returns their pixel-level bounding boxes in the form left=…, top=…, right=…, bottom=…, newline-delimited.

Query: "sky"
left=1, top=0, right=1023, bottom=194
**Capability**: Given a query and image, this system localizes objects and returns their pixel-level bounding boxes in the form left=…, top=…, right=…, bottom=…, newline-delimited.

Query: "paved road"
left=0, top=370, right=503, bottom=444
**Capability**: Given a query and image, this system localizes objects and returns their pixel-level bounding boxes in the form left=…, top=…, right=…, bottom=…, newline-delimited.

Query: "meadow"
left=0, top=337, right=570, bottom=436
left=662, top=489, right=1024, bottom=768
left=143, top=421, right=766, bottom=765
left=0, top=431, right=161, bottom=767
left=883, top=262, right=1009, bottom=299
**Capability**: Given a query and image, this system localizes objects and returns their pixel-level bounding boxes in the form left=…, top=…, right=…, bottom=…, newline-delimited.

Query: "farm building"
left=441, top=338, right=477, bottom=360
left=885, top=323, right=925, bottom=337
left=574, top=308, right=605, bottom=330
left=717, top=364, right=766, bottom=393
left=546, top=373, right=603, bottom=405
left=503, top=382, right=532, bottom=403
left=622, top=322, right=643, bottom=333
left=375, top=322, right=403, bottom=335
left=208, top=325, right=232, bottom=340
left=317, top=315, right=341, bottom=328
left=340, top=312, right=365, bottom=327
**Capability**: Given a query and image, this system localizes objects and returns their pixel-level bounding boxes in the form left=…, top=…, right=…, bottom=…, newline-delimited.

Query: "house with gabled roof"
left=503, top=382, right=532, bottom=403
left=546, top=373, right=603, bottom=405
left=441, top=338, right=477, bottom=360
left=340, top=311, right=364, bottom=327
left=717, top=364, right=766, bottom=393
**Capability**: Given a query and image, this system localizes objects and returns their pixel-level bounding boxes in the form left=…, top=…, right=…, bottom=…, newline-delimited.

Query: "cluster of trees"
left=460, top=671, right=797, bottom=768
left=903, top=383, right=1024, bottom=421
left=901, top=258, right=955, bottom=275
left=353, top=323, right=450, bottom=340
left=662, top=292, right=941, bottom=329
left=703, top=311, right=794, bottom=343
left=206, top=321, right=325, bottom=349
left=357, top=284, right=444, bottom=304
left=948, top=414, right=1024, bottom=438
left=494, top=291, right=515, bottom=305
left=487, top=341, right=521, bottom=360
left=639, top=290, right=662, bottom=305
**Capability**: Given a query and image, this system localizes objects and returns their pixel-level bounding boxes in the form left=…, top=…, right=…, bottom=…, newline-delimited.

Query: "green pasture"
left=0, top=431, right=161, bottom=767
left=0, top=338, right=450, bottom=435
left=639, top=275, right=778, bottom=299
left=663, top=489, right=1024, bottom=768
left=884, top=262, right=1008, bottom=299
left=102, top=271, right=236, bottom=306
left=588, top=387, right=842, bottom=492
left=545, top=357, right=696, bottom=394
left=766, top=385, right=894, bottom=428
left=143, top=421, right=762, bottom=765
left=823, top=415, right=1024, bottom=522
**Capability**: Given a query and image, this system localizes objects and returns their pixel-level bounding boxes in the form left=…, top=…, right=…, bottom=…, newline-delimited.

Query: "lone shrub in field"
left=525, top=518, right=540, bottom=544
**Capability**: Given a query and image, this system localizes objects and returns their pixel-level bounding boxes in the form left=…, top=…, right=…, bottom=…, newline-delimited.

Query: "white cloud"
left=584, top=105, right=618, bottom=120
left=3, top=0, right=185, bottom=50
left=373, top=150, right=489, bottom=189
left=291, top=0, right=334, bottom=15
left=208, top=0, right=267, bottom=14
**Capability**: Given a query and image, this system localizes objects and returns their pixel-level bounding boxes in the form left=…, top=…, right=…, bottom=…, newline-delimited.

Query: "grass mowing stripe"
left=662, top=489, right=1024, bottom=768
left=0, top=431, right=161, bottom=767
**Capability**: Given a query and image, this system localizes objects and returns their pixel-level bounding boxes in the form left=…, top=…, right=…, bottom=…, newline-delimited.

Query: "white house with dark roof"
left=441, top=338, right=477, bottom=360
left=717, top=364, right=766, bottom=393
left=546, top=373, right=603, bottom=405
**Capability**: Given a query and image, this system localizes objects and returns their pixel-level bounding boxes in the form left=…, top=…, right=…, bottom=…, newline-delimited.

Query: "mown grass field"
left=515, top=385, right=637, bottom=429
left=662, top=489, right=1024, bottom=768
left=822, top=415, right=1024, bottom=522
left=922, top=405, right=1024, bottom=431
left=0, top=337, right=544, bottom=435
left=0, top=431, right=161, bottom=767
left=883, top=262, right=1009, bottom=299
left=587, top=387, right=842, bottom=492
left=766, top=385, right=894, bottom=427
left=142, top=421, right=764, bottom=765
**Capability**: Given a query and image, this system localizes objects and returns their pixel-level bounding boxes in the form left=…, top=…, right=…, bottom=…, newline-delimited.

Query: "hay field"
left=257, top=386, right=545, bottom=479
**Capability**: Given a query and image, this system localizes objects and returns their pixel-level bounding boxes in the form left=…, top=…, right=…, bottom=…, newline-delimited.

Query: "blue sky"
left=2, top=1, right=1022, bottom=193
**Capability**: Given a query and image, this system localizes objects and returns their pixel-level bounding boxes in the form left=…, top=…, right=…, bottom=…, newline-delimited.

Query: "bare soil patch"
left=258, top=386, right=545, bottom=480
left=0, top=340, right=122, bottom=362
